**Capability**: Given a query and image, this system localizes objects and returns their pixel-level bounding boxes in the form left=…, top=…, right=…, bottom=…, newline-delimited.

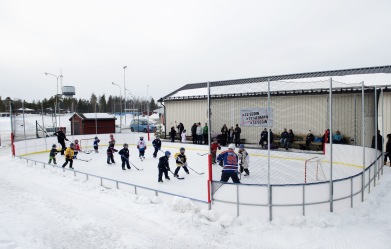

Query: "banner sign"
left=240, top=108, right=273, bottom=127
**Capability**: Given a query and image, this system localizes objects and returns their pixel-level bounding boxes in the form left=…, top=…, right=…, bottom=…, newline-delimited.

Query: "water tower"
left=62, top=86, right=76, bottom=99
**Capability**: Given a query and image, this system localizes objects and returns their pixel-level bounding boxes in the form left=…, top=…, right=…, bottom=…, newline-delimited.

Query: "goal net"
left=80, top=138, right=95, bottom=154
left=304, top=157, right=327, bottom=183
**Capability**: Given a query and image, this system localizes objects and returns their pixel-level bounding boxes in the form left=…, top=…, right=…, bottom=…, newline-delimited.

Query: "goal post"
left=304, top=156, right=326, bottom=183
left=80, top=138, right=95, bottom=153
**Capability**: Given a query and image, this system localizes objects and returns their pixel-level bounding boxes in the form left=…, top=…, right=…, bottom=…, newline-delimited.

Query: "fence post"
left=116, top=181, right=119, bottom=189
left=302, top=185, right=305, bottom=216
left=236, top=184, right=240, bottom=217
left=134, top=186, right=137, bottom=195
left=269, top=185, right=273, bottom=222
left=351, top=178, right=353, bottom=208
left=86, top=174, right=89, bottom=181
left=100, top=177, right=103, bottom=186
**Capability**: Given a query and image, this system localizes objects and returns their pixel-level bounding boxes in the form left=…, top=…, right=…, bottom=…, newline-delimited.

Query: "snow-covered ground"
left=1, top=145, right=391, bottom=248
left=1, top=114, right=391, bottom=248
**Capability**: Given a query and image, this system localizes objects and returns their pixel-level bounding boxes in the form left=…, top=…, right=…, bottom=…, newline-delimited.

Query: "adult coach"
left=217, top=144, right=240, bottom=183
left=54, top=127, right=69, bottom=155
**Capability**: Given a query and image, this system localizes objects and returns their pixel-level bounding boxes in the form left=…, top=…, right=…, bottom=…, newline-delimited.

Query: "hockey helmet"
left=228, top=144, right=235, bottom=150
left=180, top=147, right=185, bottom=151
left=70, top=143, right=75, bottom=147
left=110, top=134, right=114, bottom=137
left=74, top=139, right=79, bottom=143
left=52, top=144, right=57, bottom=148
left=239, top=144, right=245, bottom=149
left=165, top=151, right=171, bottom=156
left=95, top=136, right=98, bottom=139
left=123, top=143, right=128, bottom=147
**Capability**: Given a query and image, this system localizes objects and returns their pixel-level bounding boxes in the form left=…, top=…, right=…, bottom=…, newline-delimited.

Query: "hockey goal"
left=304, top=156, right=327, bottom=183
left=80, top=138, right=95, bottom=154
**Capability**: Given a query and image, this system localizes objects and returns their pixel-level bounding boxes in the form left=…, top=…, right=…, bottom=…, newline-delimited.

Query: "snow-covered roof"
left=161, top=65, right=391, bottom=101
left=18, top=108, right=35, bottom=111
left=69, top=113, right=116, bottom=120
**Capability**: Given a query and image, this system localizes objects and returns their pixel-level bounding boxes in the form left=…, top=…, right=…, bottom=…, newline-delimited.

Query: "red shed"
left=69, top=113, right=117, bottom=135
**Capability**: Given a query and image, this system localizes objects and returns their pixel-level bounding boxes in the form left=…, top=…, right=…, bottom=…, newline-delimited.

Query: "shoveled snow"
left=1, top=146, right=391, bottom=248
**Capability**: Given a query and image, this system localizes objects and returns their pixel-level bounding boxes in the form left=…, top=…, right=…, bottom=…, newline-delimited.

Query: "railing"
left=211, top=153, right=384, bottom=220
left=16, top=156, right=208, bottom=206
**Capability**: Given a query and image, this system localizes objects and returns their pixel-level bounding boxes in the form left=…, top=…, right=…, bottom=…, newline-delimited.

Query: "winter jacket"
left=107, top=147, right=118, bottom=156
left=196, top=126, right=203, bottom=135
left=280, top=131, right=288, bottom=139
left=386, top=140, right=391, bottom=153
left=203, top=125, right=208, bottom=135
left=287, top=132, right=294, bottom=143
left=217, top=149, right=239, bottom=171
left=137, top=139, right=147, bottom=150
left=158, top=155, right=170, bottom=170
left=191, top=124, right=197, bottom=136
left=49, top=148, right=58, bottom=157
left=211, top=143, right=221, bottom=153
left=118, top=148, right=129, bottom=158
left=64, top=147, right=75, bottom=159
left=152, top=139, right=162, bottom=149
left=238, top=149, right=250, bottom=169
left=174, top=152, right=187, bottom=167
left=54, top=130, right=67, bottom=143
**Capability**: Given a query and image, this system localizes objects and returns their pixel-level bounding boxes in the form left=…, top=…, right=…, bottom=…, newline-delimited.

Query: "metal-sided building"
left=69, top=113, right=116, bottom=135
left=159, top=65, right=391, bottom=146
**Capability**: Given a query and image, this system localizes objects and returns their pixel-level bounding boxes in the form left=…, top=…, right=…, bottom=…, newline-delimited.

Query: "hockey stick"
left=197, top=152, right=208, bottom=156
left=186, top=163, right=204, bottom=175
left=123, top=156, right=143, bottom=170
left=75, top=158, right=91, bottom=162
left=169, top=170, right=185, bottom=180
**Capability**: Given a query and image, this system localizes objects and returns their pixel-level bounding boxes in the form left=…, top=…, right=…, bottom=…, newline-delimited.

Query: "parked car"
left=130, top=119, right=157, bottom=132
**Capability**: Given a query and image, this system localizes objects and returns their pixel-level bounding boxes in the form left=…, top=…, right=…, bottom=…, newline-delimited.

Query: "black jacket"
left=118, top=148, right=129, bottom=158
left=49, top=148, right=58, bottom=157
left=54, top=130, right=67, bottom=143
left=152, top=139, right=162, bottom=149
left=191, top=124, right=197, bottom=136
left=158, top=155, right=170, bottom=170
left=371, top=134, right=383, bottom=151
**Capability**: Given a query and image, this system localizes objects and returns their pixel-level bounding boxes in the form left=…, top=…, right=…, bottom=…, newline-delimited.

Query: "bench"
left=272, top=134, right=351, bottom=151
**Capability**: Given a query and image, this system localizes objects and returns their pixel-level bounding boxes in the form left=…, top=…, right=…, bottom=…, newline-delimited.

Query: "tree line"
left=0, top=94, right=159, bottom=114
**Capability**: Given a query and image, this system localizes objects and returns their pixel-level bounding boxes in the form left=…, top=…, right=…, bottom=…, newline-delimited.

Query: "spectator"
left=177, top=122, right=184, bottom=142
left=203, top=123, right=208, bottom=144
left=371, top=130, right=383, bottom=151
left=279, top=128, right=288, bottom=148
left=234, top=124, right=241, bottom=147
left=259, top=128, right=268, bottom=147
left=332, top=130, right=343, bottom=144
left=196, top=122, right=203, bottom=144
left=191, top=123, right=197, bottom=144
left=385, top=134, right=391, bottom=166
left=322, top=129, right=330, bottom=145
left=170, top=126, right=176, bottom=143
left=285, top=129, right=294, bottom=150
left=306, top=130, right=314, bottom=148
left=221, top=124, right=228, bottom=146
left=228, top=126, right=234, bottom=144
left=181, top=129, right=187, bottom=143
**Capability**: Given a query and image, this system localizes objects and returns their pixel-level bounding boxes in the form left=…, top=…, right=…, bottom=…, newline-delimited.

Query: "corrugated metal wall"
left=165, top=100, right=208, bottom=133
left=165, top=92, right=379, bottom=145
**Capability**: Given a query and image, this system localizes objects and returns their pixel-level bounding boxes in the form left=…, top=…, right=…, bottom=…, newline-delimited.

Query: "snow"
left=1, top=146, right=391, bottom=248
left=1, top=115, right=391, bottom=248
left=80, top=113, right=116, bottom=119
left=168, top=73, right=391, bottom=99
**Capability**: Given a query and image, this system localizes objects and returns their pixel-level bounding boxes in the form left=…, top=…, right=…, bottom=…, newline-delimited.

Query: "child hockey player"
left=173, top=147, right=189, bottom=178
left=238, top=144, right=250, bottom=176
left=217, top=144, right=240, bottom=183
left=48, top=144, right=59, bottom=164
left=62, top=143, right=75, bottom=169
left=93, top=136, right=100, bottom=153
left=73, top=139, right=80, bottom=159
left=107, top=146, right=118, bottom=164
left=181, top=129, right=187, bottom=143
left=152, top=136, right=161, bottom=158
left=109, top=134, right=116, bottom=148
left=137, top=135, right=147, bottom=160
left=210, top=139, right=221, bottom=164
left=118, top=143, right=131, bottom=170
left=158, top=151, right=171, bottom=182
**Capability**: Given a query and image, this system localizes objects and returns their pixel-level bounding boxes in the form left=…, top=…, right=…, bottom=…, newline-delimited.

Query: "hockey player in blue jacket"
left=217, top=144, right=240, bottom=183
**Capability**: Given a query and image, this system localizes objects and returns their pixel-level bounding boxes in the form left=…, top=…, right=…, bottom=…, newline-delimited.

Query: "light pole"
left=123, top=66, right=127, bottom=128
left=45, top=72, right=62, bottom=128
left=112, top=82, right=122, bottom=132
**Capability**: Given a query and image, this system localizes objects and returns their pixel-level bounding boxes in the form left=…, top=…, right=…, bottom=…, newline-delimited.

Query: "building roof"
left=161, top=65, right=391, bottom=101
left=69, top=113, right=116, bottom=121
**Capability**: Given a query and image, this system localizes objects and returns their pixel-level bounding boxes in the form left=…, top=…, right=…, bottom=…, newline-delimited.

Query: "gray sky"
left=1, top=0, right=390, bottom=102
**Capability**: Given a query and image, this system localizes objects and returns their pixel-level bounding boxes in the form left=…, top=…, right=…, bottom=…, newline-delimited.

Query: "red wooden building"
left=69, top=113, right=116, bottom=135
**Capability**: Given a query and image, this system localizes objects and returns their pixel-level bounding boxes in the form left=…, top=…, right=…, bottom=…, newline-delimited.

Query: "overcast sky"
left=1, top=0, right=390, bottom=102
